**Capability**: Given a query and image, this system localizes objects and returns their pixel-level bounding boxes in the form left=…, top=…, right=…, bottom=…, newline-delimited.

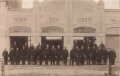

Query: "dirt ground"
left=0, top=65, right=120, bottom=76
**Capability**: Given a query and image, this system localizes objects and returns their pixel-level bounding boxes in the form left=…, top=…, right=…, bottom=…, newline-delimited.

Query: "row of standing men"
left=2, top=44, right=68, bottom=65
left=2, top=43, right=116, bottom=65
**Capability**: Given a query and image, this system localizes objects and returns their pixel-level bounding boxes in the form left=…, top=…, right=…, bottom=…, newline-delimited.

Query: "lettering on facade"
left=110, top=18, right=120, bottom=23
left=47, top=18, right=59, bottom=23
left=14, top=18, right=27, bottom=23
left=77, top=18, right=92, bottom=22
left=9, top=26, right=31, bottom=33
left=74, top=27, right=96, bottom=33
left=42, top=26, right=64, bottom=33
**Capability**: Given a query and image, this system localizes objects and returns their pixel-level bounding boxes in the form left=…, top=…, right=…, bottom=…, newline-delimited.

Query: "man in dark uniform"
left=27, top=46, right=32, bottom=65
left=33, top=47, right=38, bottom=65
left=80, top=46, right=85, bottom=65
left=100, top=42, right=105, bottom=50
left=44, top=45, right=50, bottom=65
left=9, top=48, right=14, bottom=65
left=102, top=48, right=108, bottom=65
left=56, top=45, right=61, bottom=65
left=8, top=48, right=13, bottom=65
left=91, top=45, right=97, bottom=65
left=24, top=43, right=28, bottom=50
left=38, top=46, right=44, bottom=65
left=70, top=48, right=75, bottom=65
left=86, top=45, right=91, bottom=65
left=62, top=47, right=68, bottom=65
left=2, top=49, right=8, bottom=65
left=75, top=46, right=80, bottom=65
left=30, top=44, right=35, bottom=64
left=108, top=49, right=116, bottom=65
left=112, top=50, right=116, bottom=65
left=96, top=47, right=102, bottom=65
left=21, top=46, right=27, bottom=65
left=37, top=43, right=41, bottom=49
left=15, top=48, right=21, bottom=65
left=50, top=46, right=56, bottom=65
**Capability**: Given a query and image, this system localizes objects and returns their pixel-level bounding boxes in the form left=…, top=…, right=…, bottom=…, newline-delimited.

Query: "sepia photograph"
left=0, top=0, right=120, bottom=76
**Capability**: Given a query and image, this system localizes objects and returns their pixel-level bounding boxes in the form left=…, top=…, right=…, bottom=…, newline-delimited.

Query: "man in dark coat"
left=2, top=49, right=8, bottom=65
left=102, top=48, right=108, bottom=65
left=21, top=46, right=27, bottom=65
left=33, top=47, right=38, bottom=65
left=50, top=46, right=56, bottom=65
left=24, top=43, right=28, bottom=51
left=96, top=47, right=102, bottom=65
left=30, top=45, right=35, bottom=64
left=27, top=46, right=32, bottom=65
left=56, top=45, right=61, bottom=65
left=100, top=42, right=105, bottom=50
left=44, top=45, right=50, bottom=65
left=80, top=46, right=85, bottom=65
left=75, top=46, right=80, bottom=65
left=62, top=47, right=68, bottom=65
left=15, top=48, right=21, bottom=65
left=91, top=45, right=97, bottom=65
left=108, top=49, right=116, bottom=65
left=86, top=46, right=92, bottom=65
left=70, top=48, right=75, bottom=65
left=38, top=46, right=44, bottom=65
left=9, top=48, right=15, bottom=65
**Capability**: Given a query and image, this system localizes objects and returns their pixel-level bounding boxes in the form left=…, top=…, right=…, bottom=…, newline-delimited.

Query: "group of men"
left=2, top=44, right=69, bottom=65
left=2, top=43, right=116, bottom=66
left=70, top=44, right=116, bottom=65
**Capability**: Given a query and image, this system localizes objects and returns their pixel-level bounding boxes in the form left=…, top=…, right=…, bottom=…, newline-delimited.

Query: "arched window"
left=74, top=27, right=96, bottom=33
left=42, top=26, right=64, bottom=33
left=9, top=26, right=31, bottom=33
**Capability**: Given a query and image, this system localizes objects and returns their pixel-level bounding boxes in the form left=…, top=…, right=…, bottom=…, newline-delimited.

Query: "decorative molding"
left=9, top=26, right=31, bottom=33
left=42, top=26, right=64, bottom=33
left=74, top=27, right=96, bottom=33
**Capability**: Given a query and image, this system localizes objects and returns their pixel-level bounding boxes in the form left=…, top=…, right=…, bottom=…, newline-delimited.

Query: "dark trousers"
left=28, top=57, right=31, bottom=65
left=86, top=57, right=91, bottom=65
left=10, top=57, right=14, bottom=65
left=57, top=56, right=60, bottom=65
left=39, top=57, right=43, bottom=65
left=70, top=58, right=75, bottom=65
left=15, top=57, right=20, bottom=65
left=4, top=57, right=8, bottom=65
left=63, top=58, right=67, bottom=65
left=51, top=57, right=55, bottom=65
left=22, top=57, right=26, bottom=65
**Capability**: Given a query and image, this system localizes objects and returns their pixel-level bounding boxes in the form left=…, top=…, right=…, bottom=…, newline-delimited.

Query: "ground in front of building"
left=0, top=64, right=120, bottom=76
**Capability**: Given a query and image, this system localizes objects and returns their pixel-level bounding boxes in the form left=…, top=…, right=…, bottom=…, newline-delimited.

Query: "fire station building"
left=0, top=0, right=120, bottom=62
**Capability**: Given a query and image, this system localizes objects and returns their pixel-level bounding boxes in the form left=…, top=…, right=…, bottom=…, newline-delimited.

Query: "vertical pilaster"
left=33, top=0, right=41, bottom=46
left=118, top=35, right=120, bottom=64
left=64, top=0, right=73, bottom=51
left=96, top=35, right=105, bottom=46
left=5, top=36, right=10, bottom=51
left=0, top=1, right=8, bottom=58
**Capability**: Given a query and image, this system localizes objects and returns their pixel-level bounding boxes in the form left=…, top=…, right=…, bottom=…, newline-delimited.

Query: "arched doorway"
left=74, top=27, right=96, bottom=48
left=9, top=26, right=31, bottom=50
left=41, top=26, right=64, bottom=49
left=105, top=27, right=120, bottom=62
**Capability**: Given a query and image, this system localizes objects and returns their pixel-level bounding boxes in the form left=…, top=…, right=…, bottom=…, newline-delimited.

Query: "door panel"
left=41, top=36, right=63, bottom=49
left=105, top=35, right=119, bottom=61
left=10, top=36, right=28, bottom=50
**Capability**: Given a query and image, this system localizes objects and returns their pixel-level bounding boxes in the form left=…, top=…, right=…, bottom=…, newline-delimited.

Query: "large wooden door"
left=10, top=36, right=28, bottom=50
left=105, top=35, right=119, bottom=61
left=41, top=36, right=64, bottom=49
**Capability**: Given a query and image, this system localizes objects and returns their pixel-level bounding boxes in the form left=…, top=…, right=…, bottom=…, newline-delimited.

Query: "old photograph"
left=0, top=0, right=120, bottom=76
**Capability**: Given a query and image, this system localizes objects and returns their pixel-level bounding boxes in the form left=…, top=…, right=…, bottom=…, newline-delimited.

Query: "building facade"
left=0, top=0, right=120, bottom=63
left=7, top=0, right=22, bottom=9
